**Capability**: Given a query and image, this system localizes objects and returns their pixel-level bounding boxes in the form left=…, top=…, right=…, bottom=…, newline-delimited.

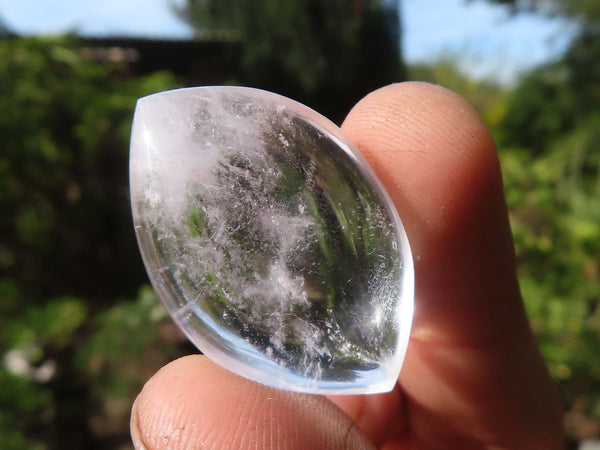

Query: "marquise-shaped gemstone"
left=130, top=86, right=414, bottom=394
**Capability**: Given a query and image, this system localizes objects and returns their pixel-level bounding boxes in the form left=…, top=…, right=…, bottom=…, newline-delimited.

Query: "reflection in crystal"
left=130, top=87, right=413, bottom=394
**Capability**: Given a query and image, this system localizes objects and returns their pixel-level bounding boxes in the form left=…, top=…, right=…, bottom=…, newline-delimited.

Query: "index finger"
left=330, top=82, right=563, bottom=448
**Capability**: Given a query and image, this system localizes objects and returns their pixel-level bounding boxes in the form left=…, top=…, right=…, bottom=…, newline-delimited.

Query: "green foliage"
left=497, top=62, right=578, bottom=152
left=71, top=286, right=188, bottom=444
left=0, top=294, right=85, bottom=449
left=3, top=297, right=87, bottom=350
left=490, top=10, right=600, bottom=415
left=497, top=28, right=600, bottom=154
left=0, top=368, right=51, bottom=450
left=0, top=36, right=180, bottom=447
left=501, top=116, right=600, bottom=416
left=0, top=36, right=178, bottom=304
left=0, top=0, right=596, bottom=443
left=564, top=26, right=600, bottom=111
left=412, top=47, right=600, bottom=434
left=76, top=286, right=172, bottom=398
left=484, top=0, right=600, bottom=24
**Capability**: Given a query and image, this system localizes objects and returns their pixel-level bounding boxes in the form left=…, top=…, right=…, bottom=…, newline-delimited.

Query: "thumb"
left=131, top=355, right=375, bottom=449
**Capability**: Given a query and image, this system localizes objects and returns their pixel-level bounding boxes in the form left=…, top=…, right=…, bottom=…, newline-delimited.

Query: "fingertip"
left=342, top=81, right=563, bottom=449
left=131, top=355, right=212, bottom=449
left=131, top=355, right=374, bottom=449
left=342, top=82, right=519, bottom=344
left=327, top=385, right=406, bottom=447
left=342, top=82, right=501, bottom=247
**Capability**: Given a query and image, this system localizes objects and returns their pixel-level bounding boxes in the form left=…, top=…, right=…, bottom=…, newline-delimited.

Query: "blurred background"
left=0, top=0, right=598, bottom=448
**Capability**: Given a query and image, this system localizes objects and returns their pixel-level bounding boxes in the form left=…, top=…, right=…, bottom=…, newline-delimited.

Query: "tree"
left=476, top=0, right=599, bottom=151
left=477, top=0, right=600, bottom=442
left=484, top=0, right=600, bottom=108
left=0, top=15, right=14, bottom=38
left=482, top=0, right=600, bottom=114
left=0, top=35, right=182, bottom=448
left=483, top=0, right=600, bottom=23
left=172, top=0, right=406, bottom=122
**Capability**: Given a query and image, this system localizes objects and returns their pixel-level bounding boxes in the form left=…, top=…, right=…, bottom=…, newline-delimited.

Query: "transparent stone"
left=130, top=86, right=414, bottom=394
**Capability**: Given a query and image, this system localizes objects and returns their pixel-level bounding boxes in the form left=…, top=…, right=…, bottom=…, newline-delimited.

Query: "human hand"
left=130, top=82, right=564, bottom=449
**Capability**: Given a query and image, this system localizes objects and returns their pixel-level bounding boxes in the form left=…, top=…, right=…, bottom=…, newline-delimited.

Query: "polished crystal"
left=130, top=86, right=414, bottom=394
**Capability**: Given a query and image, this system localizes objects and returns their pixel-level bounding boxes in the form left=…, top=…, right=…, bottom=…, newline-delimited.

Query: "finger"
left=131, top=355, right=375, bottom=450
left=328, top=82, right=563, bottom=448
left=342, top=81, right=516, bottom=344
left=326, top=385, right=406, bottom=447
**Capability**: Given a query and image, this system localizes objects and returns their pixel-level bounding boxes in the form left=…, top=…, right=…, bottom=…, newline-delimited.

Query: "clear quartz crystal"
left=130, top=86, right=414, bottom=394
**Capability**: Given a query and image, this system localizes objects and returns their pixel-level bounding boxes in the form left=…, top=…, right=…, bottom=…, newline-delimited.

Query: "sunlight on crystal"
left=372, top=305, right=383, bottom=329
left=130, top=86, right=414, bottom=394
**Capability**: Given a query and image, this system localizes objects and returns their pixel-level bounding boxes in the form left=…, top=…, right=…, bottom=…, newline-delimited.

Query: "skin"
left=130, top=82, right=564, bottom=449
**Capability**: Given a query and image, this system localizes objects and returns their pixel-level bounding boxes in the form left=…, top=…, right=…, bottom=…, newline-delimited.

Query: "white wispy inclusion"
left=130, top=86, right=414, bottom=394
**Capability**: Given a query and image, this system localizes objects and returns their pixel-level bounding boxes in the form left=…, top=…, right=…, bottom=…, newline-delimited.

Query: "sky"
left=402, top=0, right=575, bottom=83
left=0, top=0, right=576, bottom=84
